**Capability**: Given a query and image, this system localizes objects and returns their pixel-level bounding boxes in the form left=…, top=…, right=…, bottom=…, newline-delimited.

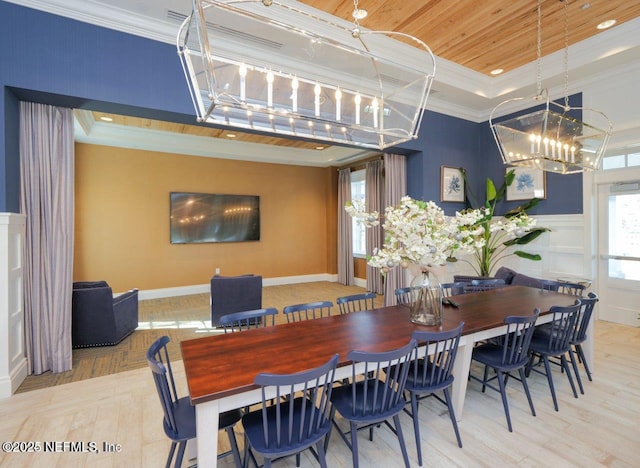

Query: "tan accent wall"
left=354, top=257, right=367, bottom=280
left=74, top=144, right=336, bottom=292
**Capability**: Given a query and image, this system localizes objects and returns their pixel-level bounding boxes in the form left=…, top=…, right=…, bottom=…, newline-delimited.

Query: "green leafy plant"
left=454, top=168, right=550, bottom=277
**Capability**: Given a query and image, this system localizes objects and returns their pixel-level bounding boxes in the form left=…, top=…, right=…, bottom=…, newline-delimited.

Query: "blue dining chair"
left=464, top=278, right=506, bottom=292
left=557, top=281, right=586, bottom=297
left=568, top=293, right=598, bottom=392
left=526, top=301, right=581, bottom=411
left=404, top=322, right=465, bottom=466
left=469, top=310, right=540, bottom=432
left=441, top=282, right=466, bottom=297
left=534, top=293, right=598, bottom=394
left=283, top=301, right=333, bottom=322
left=538, top=279, right=561, bottom=291
left=241, top=354, right=339, bottom=468
left=329, top=339, right=417, bottom=468
left=336, top=292, right=376, bottom=314
left=538, top=279, right=585, bottom=296
left=218, top=307, right=278, bottom=332
left=394, top=287, right=413, bottom=306
left=146, top=336, right=243, bottom=468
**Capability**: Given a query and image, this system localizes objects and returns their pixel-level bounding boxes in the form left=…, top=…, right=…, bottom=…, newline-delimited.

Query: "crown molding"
left=73, top=110, right=363, bottom=167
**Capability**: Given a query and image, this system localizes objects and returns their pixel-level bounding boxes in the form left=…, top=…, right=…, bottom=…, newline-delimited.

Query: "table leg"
left=196, top=399, right=220, bottom=468
left=451, top=337, right=473, bottom=421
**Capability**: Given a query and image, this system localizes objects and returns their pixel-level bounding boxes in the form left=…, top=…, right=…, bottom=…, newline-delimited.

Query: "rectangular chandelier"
left=177, top=0, right=436, bottom=150
left=490, top=97, right=612, bottom=174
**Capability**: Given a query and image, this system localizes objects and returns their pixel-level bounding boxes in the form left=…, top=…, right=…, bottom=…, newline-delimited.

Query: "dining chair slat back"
left=336, top=292, right=376, bottom=314
left=330, top=339, right=417, bottom=468
left=394, top=287, right=414, bottom=306
left=527, top=301, right=581, bottom=411
left=464, top=278, right=506, bottom=293
left=405, top=323, right=465, bottom=464
left=568, top=292, right=598, bottom=392
left=147, top=336, right=242, bottom=467
left=557, top=281, right=586, bottom=296
left=242, top=354, right=339, bottom=467
left=441, top=282, right=466, bottom=297
left=283, top=301, right=333, bottom=322
left=469, top=310, right=540, bottom=432
left=218, top=307, right=278, bottom=332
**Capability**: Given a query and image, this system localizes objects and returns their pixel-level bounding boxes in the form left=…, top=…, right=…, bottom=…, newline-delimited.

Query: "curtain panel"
left=337, top=168, right=354, bottom=285
left=383, top=153, right=407, bottom=306
left=20, top=102, right=74, bottom=374
left=365, top=159, right=384, bottom=294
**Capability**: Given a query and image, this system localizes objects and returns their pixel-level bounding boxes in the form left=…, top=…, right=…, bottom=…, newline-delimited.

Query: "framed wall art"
left=441, top=166, right=465, bottom=202
left=506, top=167, right=546, bottom=201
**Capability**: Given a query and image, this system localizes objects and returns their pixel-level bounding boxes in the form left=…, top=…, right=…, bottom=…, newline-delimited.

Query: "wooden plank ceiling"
left=300, top=0, right=640, bottom=75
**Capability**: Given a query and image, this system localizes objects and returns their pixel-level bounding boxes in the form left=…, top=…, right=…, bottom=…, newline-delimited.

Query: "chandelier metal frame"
left=489, top=0, right=612, bottom=174
left=177, top=0, right=436, bottom=150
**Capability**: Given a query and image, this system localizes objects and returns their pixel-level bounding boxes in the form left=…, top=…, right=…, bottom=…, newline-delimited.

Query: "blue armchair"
left=72, top=281, right=139, bottom=348
left=210, top=275, right=262, bottom=326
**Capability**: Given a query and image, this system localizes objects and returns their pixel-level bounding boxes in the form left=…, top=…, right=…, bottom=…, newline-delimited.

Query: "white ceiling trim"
left=73, top=110, right=369, bottom=167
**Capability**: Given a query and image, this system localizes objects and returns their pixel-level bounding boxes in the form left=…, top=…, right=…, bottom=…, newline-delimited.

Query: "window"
left=607, top=191, right=640, bottom=281
left=351, top=169, right=366, bottom=257
left=603, top=149, right=640, bottom=170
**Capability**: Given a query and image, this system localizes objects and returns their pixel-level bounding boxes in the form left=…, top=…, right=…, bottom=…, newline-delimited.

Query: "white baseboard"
left=354, top=277, right=367, bottom=288
left=137, top=273, right=340, bottom=300
left=0, top=357, right=27, bottom=400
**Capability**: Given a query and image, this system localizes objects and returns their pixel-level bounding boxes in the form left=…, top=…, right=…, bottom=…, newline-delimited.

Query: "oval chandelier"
left=177, top=0, right=436, bottom=150
left=490, top=0, right=613, bottom=174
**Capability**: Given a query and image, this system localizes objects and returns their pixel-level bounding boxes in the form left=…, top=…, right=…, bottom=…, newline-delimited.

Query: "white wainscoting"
left=354, top=214, right=590, bottom=286
left=0, top=213, right=27, bottom=399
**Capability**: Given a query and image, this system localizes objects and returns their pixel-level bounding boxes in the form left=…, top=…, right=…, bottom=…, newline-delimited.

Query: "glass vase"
left=409, top=269, right=443, bottom=326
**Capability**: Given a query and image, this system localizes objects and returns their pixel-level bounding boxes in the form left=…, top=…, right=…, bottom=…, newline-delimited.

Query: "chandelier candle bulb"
left=239, top=63, right=247, bottom=102
left=372, top=97, right=379, bottom=128
left=335, top=88, right=342, bottom=121
left=266, top=70, right=274, bottom=108
left=291, top=78, right=298, bottom=113
left=314, top=83, right=321, bottom=117
left=355, top=93, right=361, bottom=125
left=529, top=133, right=536, bottom=154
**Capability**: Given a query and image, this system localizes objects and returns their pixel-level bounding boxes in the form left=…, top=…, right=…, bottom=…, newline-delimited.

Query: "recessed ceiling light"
left=315, top=146, right=325, bottom=150
left=580, top=3, right=591, bottom=10
left=226, top=133, right=236, bottom=138
left=352, top=8, right=367, bottom=20
left=597, top=19, right=616, bottom=30
left=490, top=68, right=504, bottom=76
left=99, top=116, right=113, bottom=122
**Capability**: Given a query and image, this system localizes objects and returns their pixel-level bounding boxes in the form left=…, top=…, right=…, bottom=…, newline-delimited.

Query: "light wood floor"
left=3, top=284, right=640, bottom=467
left=17, top=282, right=383, bottom=393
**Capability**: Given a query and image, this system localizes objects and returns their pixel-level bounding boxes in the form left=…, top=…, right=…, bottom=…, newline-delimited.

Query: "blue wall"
left=403, top=110, right=481, bottom=214
left=398, top=94, right=584, bottom=216
left=0, top=1, right=583, bottom=215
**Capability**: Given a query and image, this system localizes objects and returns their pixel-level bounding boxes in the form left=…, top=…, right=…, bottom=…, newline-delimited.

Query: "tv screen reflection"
left=170, top=192, right=260, bottom=244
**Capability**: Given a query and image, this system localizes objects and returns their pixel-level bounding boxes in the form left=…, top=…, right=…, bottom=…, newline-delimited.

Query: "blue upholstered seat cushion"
left=494, top=267, right=517, bottom=284
left=511, top=273, right=546, bottom=289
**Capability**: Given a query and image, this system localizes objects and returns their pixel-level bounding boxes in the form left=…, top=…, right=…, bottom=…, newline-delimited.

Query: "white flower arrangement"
left=346, top=196, right=485, bottom=274
left=347, top=187, right=546, bottom=277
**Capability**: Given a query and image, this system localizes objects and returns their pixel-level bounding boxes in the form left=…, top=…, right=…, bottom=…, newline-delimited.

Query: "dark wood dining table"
left=181, top=285, right=580, bottom=467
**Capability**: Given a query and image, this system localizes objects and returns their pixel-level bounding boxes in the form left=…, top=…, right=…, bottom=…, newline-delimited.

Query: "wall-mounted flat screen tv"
left=170, top=192, right=260, bottom=244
